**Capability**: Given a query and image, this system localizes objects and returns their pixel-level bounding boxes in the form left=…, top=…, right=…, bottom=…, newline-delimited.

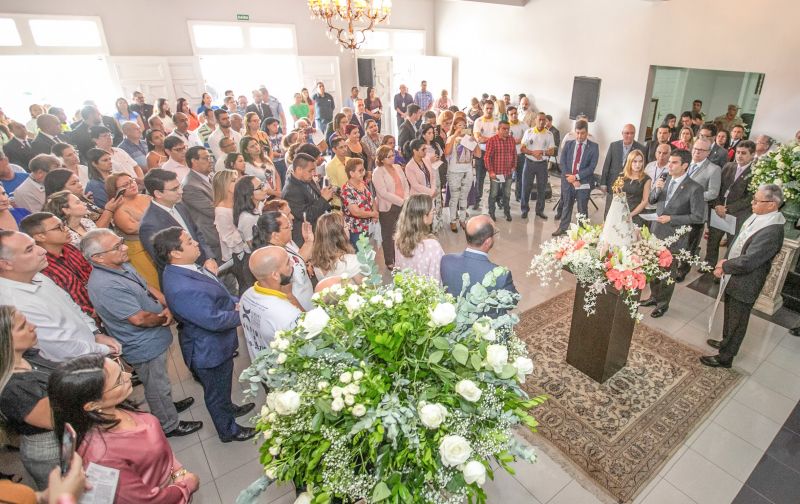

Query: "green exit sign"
left=237, top=14, right=250, bottom=21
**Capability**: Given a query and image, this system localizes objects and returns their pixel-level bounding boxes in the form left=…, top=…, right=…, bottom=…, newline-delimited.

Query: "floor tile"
left=713, top=399, right=783, bottom=450
left=214, top=457, right=294, bottom=504
left=548, top=480, right=602, bottom=504
left=733, top=378, right=797, bottom=424
left=745, top=453, right=800, bottom=504
left=766, top=343, right=800, bottom=377
left=632, top=476, right=663, bottom=504
left=193, top=482, right=222, bottom=504
left=750, top=361, right=800, bottom=401
left=731, top=485, right=774, bottom=504
left=482, top=462, right=542, bottom=504
left=175, top=440, right=214, bottom=489
left=640, top=478, right=696, bottom=504
left=663, top=448, right=742, bottom=504
left=202, top=434, right=261, bottom=479
left=690, top=423, right=764, bottom=482
left=504, top=446, right=571, bottom=503
left=657, top=445, right=688, bottom=479
left=765, top=427, right=800, bottom=474
left=783, top=402, right=800, bottom=436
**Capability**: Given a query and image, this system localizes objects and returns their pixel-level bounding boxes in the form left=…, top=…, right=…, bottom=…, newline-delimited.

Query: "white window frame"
left=187, top=20, right=297, bottom=55
left=0, top=13, right=108, bottom=55
left=359, top=28, right=426, bottom=56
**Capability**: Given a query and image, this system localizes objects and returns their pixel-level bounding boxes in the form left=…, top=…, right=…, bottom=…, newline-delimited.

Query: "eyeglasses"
left=45, top=222, right=67, bottom=233
left=92, top=239, right=125, bottom=257
left=104, top=356, right=129, bottom=393
left=752, top=199, right=774, bottom=204
left=162, top=185, right=182, bottom=193
left=692, top=147, right=709, bottom=152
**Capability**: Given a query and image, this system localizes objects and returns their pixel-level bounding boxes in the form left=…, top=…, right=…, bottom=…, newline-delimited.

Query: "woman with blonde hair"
left=153, top=98, right=174, bottom=133
left=671, top=127, right=694, bottom=151
left=445, top=116, right=480, bottom=232
left=240, top=136, right=280, bottom=198
left=619, top=149, right=652, bottom=226
left=435, top=90, right=452, bottom=115
left=373, top=145, right=409, bottom=269
left=244, top=111, right=271, bottom=150
left=310, top=213, right=360, bottom=281
left=394, top=194, right=444, bottom=282
left=44, top=191, right=97, bottom=246
left=213, top=169, right=251, bottom=294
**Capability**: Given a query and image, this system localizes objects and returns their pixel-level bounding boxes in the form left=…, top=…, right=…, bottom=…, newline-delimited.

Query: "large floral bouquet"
left=750, top=140, right=800, bottom=201
left=238, top=256, right=544, bottom=504
left=528, top=217, right=699, bottom=320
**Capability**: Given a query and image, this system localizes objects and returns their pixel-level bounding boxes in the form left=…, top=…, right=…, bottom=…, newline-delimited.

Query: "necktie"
left=688, top=164, right=698, bottom=177
left=666, top=180, right=677, bottom=201
left=572, top=143, right=583, bottom=175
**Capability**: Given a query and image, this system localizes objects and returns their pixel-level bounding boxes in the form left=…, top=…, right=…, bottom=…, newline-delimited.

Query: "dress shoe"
left=221, top=426, right=257, bottom=443
left=674, top=274, right=686, bottom=283
left=551, top=229, right=566, bottom=237
left=165, top=420, right=203, bottom=437
left=706, top=339, right=722, bottom=349
left=699, top=355, right=732, bottom=368
left=639, top=298, right=657, bottom=307
left=650, top=306, right=668, bottom=318
left=450, top=222, right=458, bottom=233
left=233, top=402, right=255, bottom=418
left=173, top=397, right=194, bottom=413
left=521, top=211, right=529, bottom=219
left=536, top=212, right=548, bottom=220
left=489, top=213, right=497, bottom=222
left=790, top=326, right=800, bottom=337
left=554, top=212, right=562, bottom=220
left=505, top=214, right=512, bottom=222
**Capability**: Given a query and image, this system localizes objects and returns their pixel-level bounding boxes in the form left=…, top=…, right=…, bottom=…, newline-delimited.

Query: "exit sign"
left=237, top=14, right=250, bottom=21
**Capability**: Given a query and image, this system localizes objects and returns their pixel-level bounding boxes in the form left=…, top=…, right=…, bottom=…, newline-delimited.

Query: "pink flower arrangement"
left=658, top=249, right=673, bottom=268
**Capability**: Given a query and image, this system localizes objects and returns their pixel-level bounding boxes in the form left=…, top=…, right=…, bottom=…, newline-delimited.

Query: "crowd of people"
left=0, top=80, right=797, bottom=502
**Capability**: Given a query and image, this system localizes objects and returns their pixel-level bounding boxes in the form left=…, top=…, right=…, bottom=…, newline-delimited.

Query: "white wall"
left=434, top=0, right=800, bottom=147
left=0, top=0, right=435, bottom=104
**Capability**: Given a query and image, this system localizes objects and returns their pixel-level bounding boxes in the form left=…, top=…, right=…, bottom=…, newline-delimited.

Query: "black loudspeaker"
left=357, top=58, right=375, bottom=88
left=569, top=76, right=601, bottom=122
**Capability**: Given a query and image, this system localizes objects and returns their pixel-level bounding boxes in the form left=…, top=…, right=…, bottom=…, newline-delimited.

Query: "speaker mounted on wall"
left=357, top=58, right=375, bottom=88
left=569, top=76, right=601, bottom=122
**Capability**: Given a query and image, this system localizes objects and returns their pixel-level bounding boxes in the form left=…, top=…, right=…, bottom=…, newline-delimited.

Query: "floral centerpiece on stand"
left=237, top=239, right=545, bottom=504
left=749, top=140, right=800, bottom=236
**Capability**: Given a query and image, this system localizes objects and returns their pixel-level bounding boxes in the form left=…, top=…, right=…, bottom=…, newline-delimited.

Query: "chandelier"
left=308, top=0, right=392, bottom=52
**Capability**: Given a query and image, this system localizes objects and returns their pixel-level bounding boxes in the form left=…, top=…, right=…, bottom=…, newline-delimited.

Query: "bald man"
left=30, top=114, right=70, bottom=157
left=238, top=246, right=302, bottom=360
left=600, top=124, right=645, bottom=215
left=440, top=215, right=517, bottom=301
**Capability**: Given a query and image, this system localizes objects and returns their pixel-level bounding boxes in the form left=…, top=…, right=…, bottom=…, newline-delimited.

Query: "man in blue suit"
left=440, top=215, right=517, bottom=299
left=154, top=227, right=256, bottom=442
left=139, top=168, right=218, bottom=274
left=552, top=120, right=599, bottom=236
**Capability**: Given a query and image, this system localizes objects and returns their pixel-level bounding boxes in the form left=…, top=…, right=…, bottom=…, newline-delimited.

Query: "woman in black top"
left=0, top=306, right=59, bottom=489
left=619, top=149, right=652, bottom=227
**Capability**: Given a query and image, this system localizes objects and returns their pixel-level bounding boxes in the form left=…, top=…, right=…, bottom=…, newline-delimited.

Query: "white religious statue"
left=599, top=177, right=637, bottom=248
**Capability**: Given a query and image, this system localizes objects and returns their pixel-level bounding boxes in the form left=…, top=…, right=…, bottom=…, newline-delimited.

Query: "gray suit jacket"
left=687, top=159, right=722, bottom=208
left=648, top=175, right=705, bottom=250
left=601, top=139, right=645, bottom=187
left=181, top=170, right=221, bottom=261
left=709, top=144, right=728, bottom=168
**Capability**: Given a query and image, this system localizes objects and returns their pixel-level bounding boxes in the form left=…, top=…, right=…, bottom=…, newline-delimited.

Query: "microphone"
left=652, top=172, right=669, bottom=199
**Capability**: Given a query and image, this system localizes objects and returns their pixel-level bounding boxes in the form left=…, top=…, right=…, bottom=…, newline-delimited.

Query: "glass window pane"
left=0, top=19, right=22, bottom=46
left=249, top=26, right=294, bottom=49
left=192, top=24, right=244, bottom=49
left=393, top=31, right=424, bottom=51
left=362, top=30, right=390, bottom=50
left=29, top=19, right=102, bottom=47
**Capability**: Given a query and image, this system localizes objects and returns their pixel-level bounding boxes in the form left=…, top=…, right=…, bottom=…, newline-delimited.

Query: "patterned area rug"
left=517, top=290, right=742, bottom=503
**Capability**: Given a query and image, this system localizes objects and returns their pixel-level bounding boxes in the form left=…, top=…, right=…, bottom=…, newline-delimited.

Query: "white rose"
left=301, top=307, right=329, bottom=338
left=317, top=381, right=329, bottom=391
left=777, top=161, right=787, bottom=169
left=455, top=379, right=482, bottom=402
left=485, top=344, right=509, bottom=374
left=273, top=390, right=301, bottom=416
left=339, top=371, right=352, bottom=384
left=345, top=383, right=360, bottom=395
left=269, top=339, right=279, bottom=349
left=294, top=492, right=313, bottom=504
left=462, top=460, right=487, bottom=486
left=383, top=299, right=394, bottom=308
left=352, top=370, right=364, bottom=381
left=265, top=467, right=277, bottom=479
left=331, top=397, right=344, bottom=412
left=774, top=178, right=784, bottom=187
left=512, top=356, right=534, bottom=382
left=260, top=405, right=269, bottom=417
left=370, top=294, right=384, bottom=304
left=393, top=291, right=404, bottom=303
left=276, top=353, right=287, bottom=364
left=273, top=437, right=282, bottom=446
left=352, top=404, right=367, bottom=417
left=344, top=394, right=355, bottom=406
left=430, top=302, right=457, bottom=327
left=793, top=145, right=800, bottom=153
left=263, top=429, right=273, bottom=440
left=472, top=317, right=492, bottom=336
left=438, top=435, right=472, bottom=467
left=331, top=386, right=344, bottom=398
left=269, top=445, right=280, bottom=456
left=276, top=338, right=290, bottom=351
left=418, top=402, right=448, bottom=429
left=267, top=412, right=277, bottom=422
left=345, top=293, right=366, bottom=313
left=266, top=393, right=277, bottom=411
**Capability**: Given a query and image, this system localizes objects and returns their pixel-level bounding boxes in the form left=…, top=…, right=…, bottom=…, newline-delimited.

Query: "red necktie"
left=572, top=143, right=583, bottom=175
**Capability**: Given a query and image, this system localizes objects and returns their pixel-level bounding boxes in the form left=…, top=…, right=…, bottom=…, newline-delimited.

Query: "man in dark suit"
left=29, top=114, right=71, bottom=157
left=552, top=120, right=599, bottom=236
left=640, top=149, right=705, bottom=317
left=139, top=168, right=217, bottom=274
left=129, top=91, right=154, bottom=123
left=601, top=124, right=645, bottom=215
left=645, top=125, right=671, bottom=163
left=180, top=146, right=221, bottom=261
left=2, top=122, right=35, bottom=170
left=705, top=140, right=757, bottom=267
left=701, top=184, right=786, bottom=368
left=441, top=215, right=516, bottom=298
left=708, top=128, right=730, bottom=168
left=69, top=105, right=104, bottom=164
left=398, top=104, right=421, bottom=158
left=281, top=153, right=334, bottom=246
left=348, top=99, right=367, bottom=137
left=245, top=89, right=271, bottom=122
left=727, top=124, right=746, bottom=162
left=154, top=227, right=256, bottom=442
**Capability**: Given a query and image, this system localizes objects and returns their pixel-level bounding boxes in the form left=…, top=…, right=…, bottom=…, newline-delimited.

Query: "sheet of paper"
left=710, top=212, right=736, bottom=234
left=311, top=129, right=325, bottom=146
left=79, top=463, right=120, bottom=504
left=638, top=212, right=659, bottom=222
left=459, top=135, right=478, bottom=150
left=495, top=174, right=506, bottom=183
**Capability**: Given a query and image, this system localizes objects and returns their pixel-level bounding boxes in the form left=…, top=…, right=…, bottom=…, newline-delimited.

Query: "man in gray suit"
left=180, top=146, right=221, bottom=261
left=640, top=149, right=705, bottom=317
left=675, top=137, right=722, bottom=280
left=600, top=124, right=645, bottom=215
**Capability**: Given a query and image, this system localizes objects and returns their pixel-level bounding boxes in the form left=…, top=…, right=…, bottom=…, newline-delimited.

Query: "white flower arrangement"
left=750, top=140, right=800, bottom=201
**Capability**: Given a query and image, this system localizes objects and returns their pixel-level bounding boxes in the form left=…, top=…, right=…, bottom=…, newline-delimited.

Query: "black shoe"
left=221, top=425, right=257, bottom=443
left=489, top=213, right=497, bottom=221
left=536, top=212, right=548, bottom=220
left=173, top=397, right=194, bottom=413
left=233, top=402, right=255, bottom=418
left=699, top=355, right=732, bottom=368
left=791, top=327, right=800, bottom=337
left=555, top=212, right=562, bottom=220
left=639, top=298, right=657, bottom=307
left=706, top=339, right=722, bottom=349
left=651, top=306, right=668, bottom=318
left=505, top=214, right=512, bottom=222
left=521, top=211, right=529, bottom=219
left=675, top=274, right=687, bottom=283
left=551, top=229, right=566, bottom=237
left=165, top=420, right=203, bottom=437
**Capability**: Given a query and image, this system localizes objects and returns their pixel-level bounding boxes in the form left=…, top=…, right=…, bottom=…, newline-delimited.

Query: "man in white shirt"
left=12, top=154, right=60, bottom=212
left=0, top=229, right=121, bottom=361
left=90, top=125, right=144, bottom=184
left=208, top=109, right=242, bottom=163
left=472, top=101, right=498, bottom=210
left=169, top=112, right=202, bottom=148
left=162, top=136, right=190, bottom=182
left=519, top=96, right=536, bottom=128
left=239, top=246, right=301, bottom=360
left=520, top=112, right=555, bottom=220
left=214, top=136, right=239, bottom=173
left=507, top=106, right=527, bottom=203
left=644, top=143, right=671, bottom=213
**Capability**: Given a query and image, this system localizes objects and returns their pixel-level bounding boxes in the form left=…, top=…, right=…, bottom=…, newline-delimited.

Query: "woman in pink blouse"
left=49, top=354, right=199, bottom=503
left=394, top=194, right=444, bottom=283
left=405, top=138, right=442, bottom=233
left=373, top=146, right=410, bottom=269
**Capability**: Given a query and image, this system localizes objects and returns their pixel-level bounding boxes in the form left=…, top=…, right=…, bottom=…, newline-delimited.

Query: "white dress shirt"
left=208, top=127, right=243, bottom=164
left=161, top=158, right=190, bottom=183
left=110, top=147, right=140, bottom=178
left=151, top=200, right=190, bottom=232
left=168, top=129, right=202, bottom=148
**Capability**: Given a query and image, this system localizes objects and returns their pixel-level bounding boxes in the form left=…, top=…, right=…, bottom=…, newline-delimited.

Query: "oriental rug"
left=516, top=290, right=742, bottom=503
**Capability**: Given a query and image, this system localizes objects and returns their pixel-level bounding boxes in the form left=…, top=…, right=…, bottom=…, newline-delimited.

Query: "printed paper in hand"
left=459, top=135, right=478, bottom=151
left=710, top=212, right=736, bottom=235
left=638, top=213, right=659, bottom=222
left=79, top=463, right=120, bottom=504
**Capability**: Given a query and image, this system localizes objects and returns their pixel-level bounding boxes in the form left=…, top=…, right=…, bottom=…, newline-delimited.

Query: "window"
left=362, top=30, right=390, bottom=51
left=249, top=26, right=295, bottom=49
left=359, top=29, right=425, bottom=55
left=191, top=24, right=244, bottom=49
left=0, top=18, right=21, bottom=46
left=188, top=21, right=296, bottom=53
left=29, top=19, right=102, bottom=47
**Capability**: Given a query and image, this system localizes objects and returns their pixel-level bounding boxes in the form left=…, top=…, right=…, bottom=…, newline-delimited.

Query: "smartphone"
left=114, top=187, right=126, bottom=199
left=322, top=176, right=330, bottom=188
left=61, top=423, right=76, bottom=475
left=302, top=211, right=308, bottom=222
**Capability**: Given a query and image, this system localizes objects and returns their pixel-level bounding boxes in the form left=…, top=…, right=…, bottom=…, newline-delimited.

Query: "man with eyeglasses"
left=208, top=109, right=242, bottom=164
left=181, top=146, right=222, bottom=262
left=90, top=125, right=144, bottom=186
left=675, top=137, right=722, bottom=281
left=214, top=137, right=238, bottom=173
left=162, top=136, right=190, bottom=183
left=168, top=112, right=202, bottom=149
left=81, top=228, right=202, bottom=437
left=0, top=229, right=121, bottom=361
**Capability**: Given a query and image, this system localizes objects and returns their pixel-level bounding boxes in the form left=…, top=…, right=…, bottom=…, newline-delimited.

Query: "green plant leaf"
left=470, top=353, right=483, bottom=371
left=372, top=481, right=391, bottom=502
left=428, top=350, right=444, bottom=364
left=432, top=336, right=450, bottom=350
left=499, top=364, right=517, bottom=380
left=452, top=344, right=469, bottom=365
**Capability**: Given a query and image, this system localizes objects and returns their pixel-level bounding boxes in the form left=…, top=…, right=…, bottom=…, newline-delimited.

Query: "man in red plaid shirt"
left=484, top=121, right=517, bottom=221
